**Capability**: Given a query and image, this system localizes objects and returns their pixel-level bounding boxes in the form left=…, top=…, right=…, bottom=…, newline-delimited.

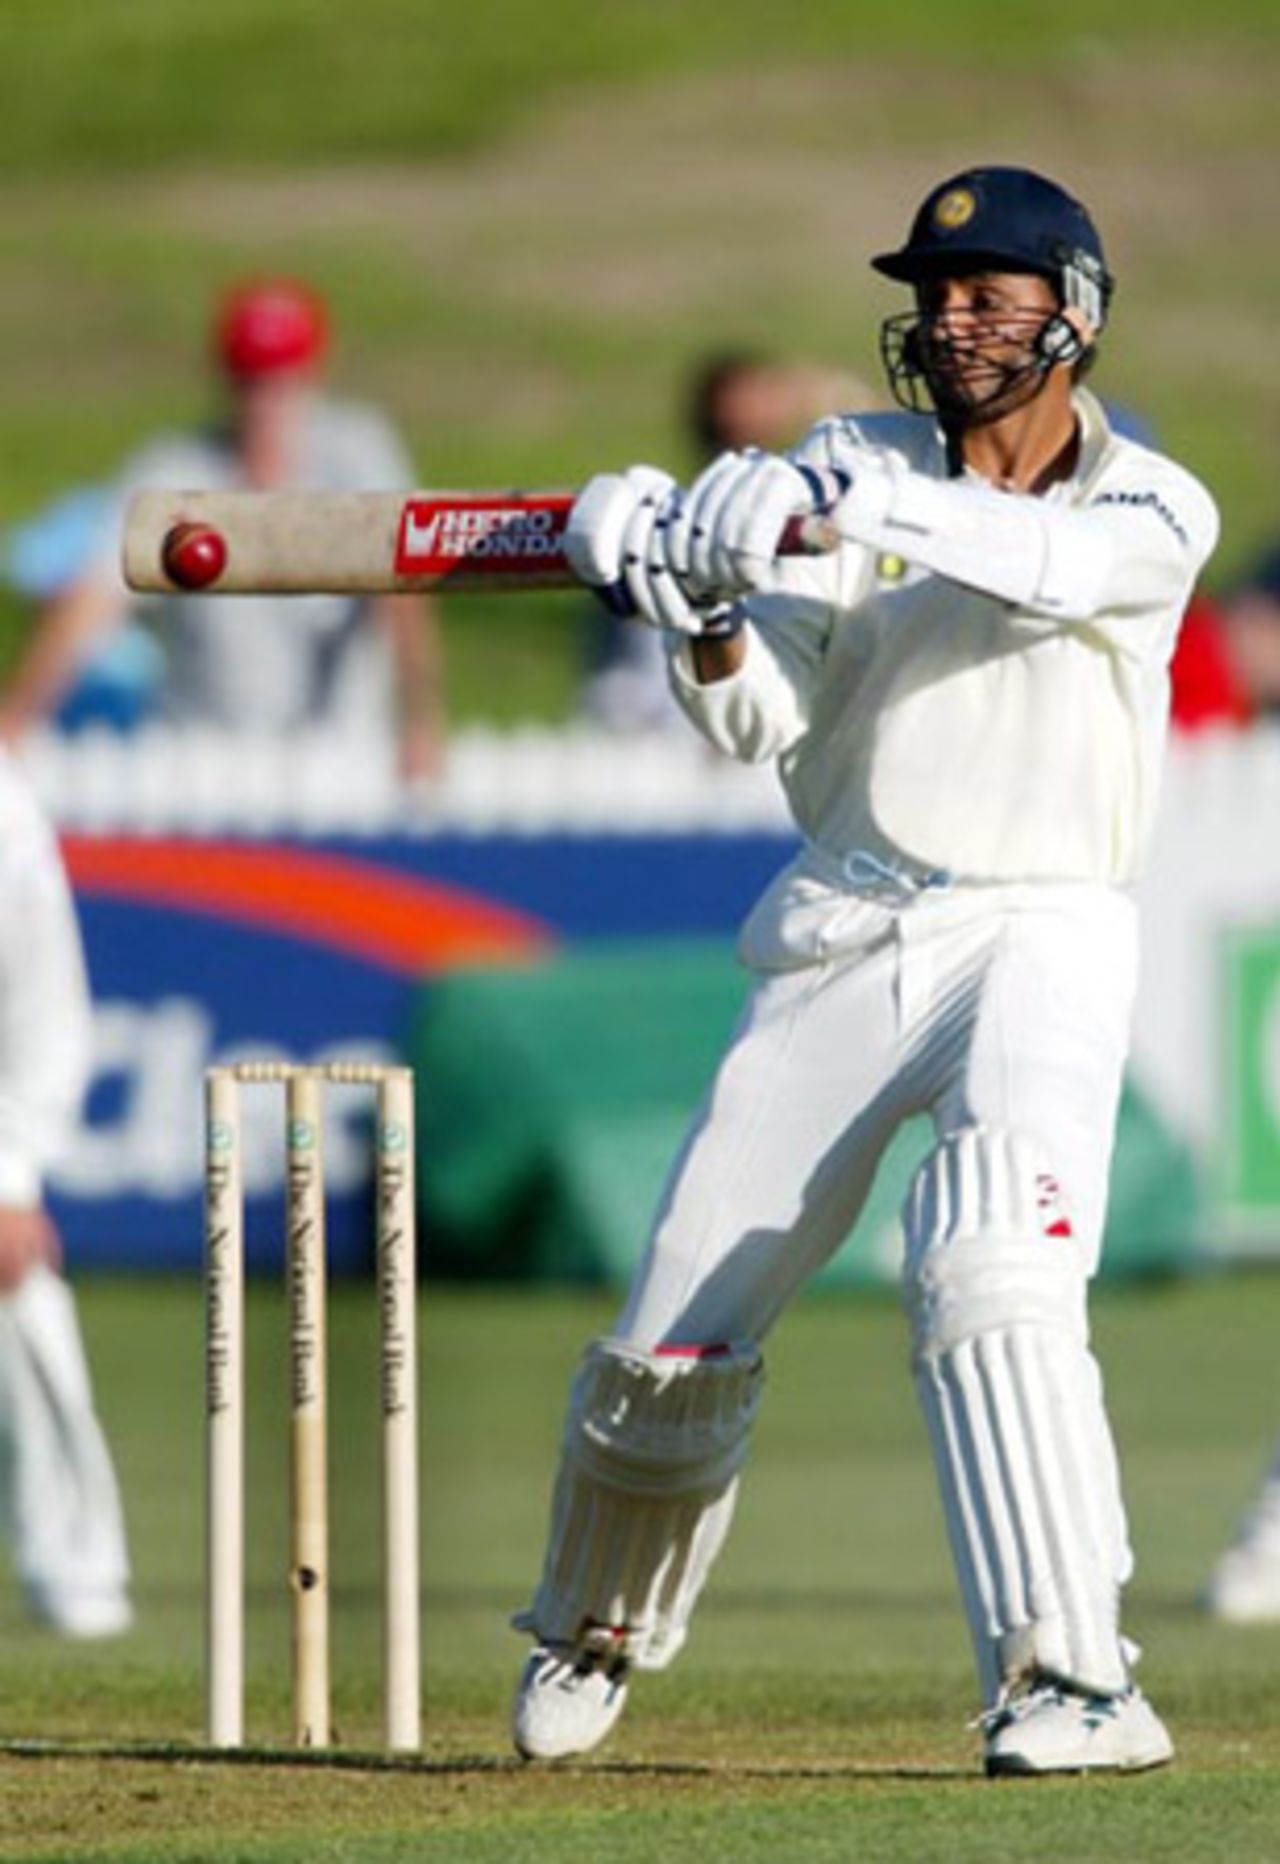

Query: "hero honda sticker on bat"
left=394, top=494, right=573, bottom=578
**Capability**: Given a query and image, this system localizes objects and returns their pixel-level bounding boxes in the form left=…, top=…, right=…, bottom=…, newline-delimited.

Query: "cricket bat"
left=121, top=489, right=838, bottom=595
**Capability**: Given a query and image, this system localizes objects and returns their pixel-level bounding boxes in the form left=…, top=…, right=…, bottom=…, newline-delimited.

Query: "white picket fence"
left=17, top=721, right=792, bottom=838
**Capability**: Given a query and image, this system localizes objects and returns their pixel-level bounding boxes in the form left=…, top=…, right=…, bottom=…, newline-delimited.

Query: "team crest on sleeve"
left=933, top=188, right=977, bottom=231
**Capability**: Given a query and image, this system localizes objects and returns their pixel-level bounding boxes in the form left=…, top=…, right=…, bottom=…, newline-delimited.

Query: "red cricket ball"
left=161, top=522, right=228, bottom=590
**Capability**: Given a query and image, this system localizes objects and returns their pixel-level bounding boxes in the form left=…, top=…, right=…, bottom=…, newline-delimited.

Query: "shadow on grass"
left=133, top=1580, right=964, bottom=1616
left=0, top=1737, right=971, bottom=1781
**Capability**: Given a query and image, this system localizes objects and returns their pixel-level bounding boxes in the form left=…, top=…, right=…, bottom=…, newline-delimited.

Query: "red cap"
left=214, top=279, right=329, bottom=379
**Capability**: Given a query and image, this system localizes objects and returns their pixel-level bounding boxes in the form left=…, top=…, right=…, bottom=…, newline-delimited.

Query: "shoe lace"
left=538, top=1631, right=629, bottom=1690
left=972, top=1672, right=1069, bottom=1736
left=975, top=1671, right=1134, bottom=1742
left=578, top=1622, right=631, bottom=1680
left=1078, top=1691, right=1125, bottom=1729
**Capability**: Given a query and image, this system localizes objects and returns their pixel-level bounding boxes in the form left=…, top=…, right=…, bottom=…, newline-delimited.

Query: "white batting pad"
left=0, top=1265, right=131, bottom=1630
left=519, top=1338, right=764, bottom=1669
left=904, top=1129, right=1130, bottom=1701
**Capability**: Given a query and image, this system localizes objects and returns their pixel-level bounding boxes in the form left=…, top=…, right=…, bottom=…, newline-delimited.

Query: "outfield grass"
left=6, top=1, right=1278, bottom=173
left=0, top=7, right=1277, bottom=721
left=0, top=1271, right=1276, bottom=1859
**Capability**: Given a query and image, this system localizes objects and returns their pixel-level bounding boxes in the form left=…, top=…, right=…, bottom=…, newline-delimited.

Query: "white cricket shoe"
left=984, top=1679, right=1174, bottom=1777
left=1203, top=1490, right=1280, bottom=1624
left=512, top=1642, right=630, bottom=1761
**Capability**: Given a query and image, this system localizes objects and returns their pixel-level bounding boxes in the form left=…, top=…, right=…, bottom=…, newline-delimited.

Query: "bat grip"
left=777, top=463, right=849, bottom=556
left=777, top=512, right=840, bottom=556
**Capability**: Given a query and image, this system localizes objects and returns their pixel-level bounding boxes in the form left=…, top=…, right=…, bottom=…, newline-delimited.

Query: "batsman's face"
left=914, top=270, right=1061, bottom=419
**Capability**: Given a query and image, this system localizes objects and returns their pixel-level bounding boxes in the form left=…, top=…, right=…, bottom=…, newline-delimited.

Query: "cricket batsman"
left=510, top=165, right=1219, bottom=1775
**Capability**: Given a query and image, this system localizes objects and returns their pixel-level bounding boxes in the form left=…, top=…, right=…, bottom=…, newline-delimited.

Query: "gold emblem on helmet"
left=933, top=187, right=976, bottom=231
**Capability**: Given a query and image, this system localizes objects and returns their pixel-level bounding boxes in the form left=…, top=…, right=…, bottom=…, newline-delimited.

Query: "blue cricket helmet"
left=872, top=166, right=1114, bottom=330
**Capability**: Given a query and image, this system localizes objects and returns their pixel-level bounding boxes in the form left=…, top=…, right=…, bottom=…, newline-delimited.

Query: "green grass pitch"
left=0, top=1271, right=1276, bottom=1859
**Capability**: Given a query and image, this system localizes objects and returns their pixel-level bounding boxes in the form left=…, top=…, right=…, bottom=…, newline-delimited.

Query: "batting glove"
left=565, top=466, right=739, bottom=634
left=618, top=481, right=747, bottom=635
left=677, top=449, right=848, bottom=599
left=563, top=466, right=676, bottom=618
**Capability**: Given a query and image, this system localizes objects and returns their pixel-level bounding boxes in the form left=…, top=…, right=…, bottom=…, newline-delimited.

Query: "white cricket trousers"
left=616, top=880, right=1138, bottom=1349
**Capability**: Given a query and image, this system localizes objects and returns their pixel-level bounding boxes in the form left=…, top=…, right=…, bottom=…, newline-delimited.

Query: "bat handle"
left=777, top=512, right=840, bottom=556
left=776, top=464, right=849, bottom=557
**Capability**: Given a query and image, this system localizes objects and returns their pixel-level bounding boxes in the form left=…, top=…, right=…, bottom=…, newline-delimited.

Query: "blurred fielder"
left=0, top=749, right=131, bottom=1636
left=1204, top=1441, right=1280, bottom=1622
left=512, top=165, right=1218, bottom=1776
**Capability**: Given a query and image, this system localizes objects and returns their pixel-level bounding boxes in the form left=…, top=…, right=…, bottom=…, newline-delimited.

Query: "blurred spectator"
left=1218, top=546, right=1280, bottom=722
left=1168, top=548, right=1280, bottom=733
left=684, top=352, right=875, bottom=460
left=0, top=747, right=131, bottom=1637
left=1169, top=590, right=1252, bottom=733
left=0, top=280, right=445, bottom=779
left=577, top=351, right=876, bottom=733
left=2, top=488, right=165, bottom=731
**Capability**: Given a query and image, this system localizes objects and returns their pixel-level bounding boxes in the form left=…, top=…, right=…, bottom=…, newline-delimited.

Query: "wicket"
left=203, top=1061, right=420, bottom=1751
